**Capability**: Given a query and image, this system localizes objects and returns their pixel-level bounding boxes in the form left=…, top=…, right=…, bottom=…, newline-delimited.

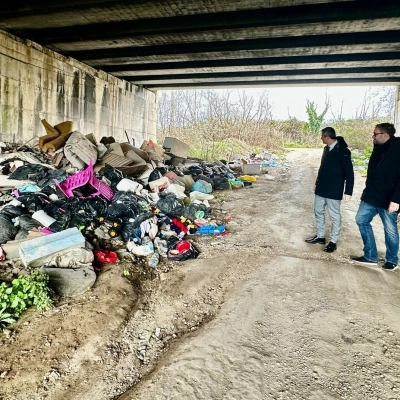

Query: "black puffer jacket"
left=361, top=137, right=400, bottom=209
left=315, top=136, right=354, bottom=200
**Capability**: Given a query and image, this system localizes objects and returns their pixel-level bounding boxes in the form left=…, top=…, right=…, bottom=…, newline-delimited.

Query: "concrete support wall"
left=0, top=30, right=157, bottom=145
left=395, top=86, right=400, bottom=136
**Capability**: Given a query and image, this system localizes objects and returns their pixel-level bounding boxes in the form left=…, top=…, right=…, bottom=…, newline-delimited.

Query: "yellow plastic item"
left=238, top=175, right=257, bottom=182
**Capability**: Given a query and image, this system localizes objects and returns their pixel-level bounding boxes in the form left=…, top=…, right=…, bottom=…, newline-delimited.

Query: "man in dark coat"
left=305, top=126, right=354, bottom=253
left=352, top=123, right=400, bottom=271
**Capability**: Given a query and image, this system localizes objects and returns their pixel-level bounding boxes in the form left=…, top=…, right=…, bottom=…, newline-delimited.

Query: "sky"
left=265, top=85, right=394, bottom=121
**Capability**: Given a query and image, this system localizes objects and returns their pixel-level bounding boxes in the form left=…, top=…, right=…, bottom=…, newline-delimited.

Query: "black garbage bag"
left=44, top=200, right=71, bottom=232
left=17, top=193, right=48, bottom=212
left=148, top=168, right=163, bottom=183
left=0, top=205, right=29, bottom=220
left=212, top=175, right=231, bottom=190
left=48, top=197, right=109, bottom=230
left=167, top=238, right=200, bottom=261
left=8, top=164, right=48, bottom=180
left=184, top=166, right=203, bottom=178
left=36, top=169, right=67, bottom=188
left=18, top=214, right=42, bottom=230
left=107, top=203, right=135, bottom=219
left=43, top=200, right=69, bottom=219
left=9, top=165, right=67, bottom=188
left=156, top=192, right=184, bottom=217
left=196, top=174, right=213, bottom=185
left=131, top=212, right=156, bottom=228
left=79, top=197, right=108, bottom=219
left=107, top=191, right=142, bottom=219
left=103, top=164, right=126, bottom=191
left=40, top=184, right=58, bottom=196
left=120, top=222, right=143, bottom=242
left=69, top=213, right=90, bottom=230
left=0, top=215, right=18, bottom=244
left=48, top=216, right=70, bottom=233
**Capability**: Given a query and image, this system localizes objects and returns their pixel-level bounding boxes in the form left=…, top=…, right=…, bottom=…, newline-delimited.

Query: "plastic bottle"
left=154, top=237, right=168, bottom=257
left=148, top=251, right=160, bottom=268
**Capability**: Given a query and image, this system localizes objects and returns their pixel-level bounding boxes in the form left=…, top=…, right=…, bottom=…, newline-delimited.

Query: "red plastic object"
left=175, top=240, right=191, bottom=252
left=94, top=250, right=118, bottom=263
left=54, top=159, right=114, bottom=201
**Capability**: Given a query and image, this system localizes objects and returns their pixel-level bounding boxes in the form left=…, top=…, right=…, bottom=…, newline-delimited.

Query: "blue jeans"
left=355, top=201, right=399, bottom=264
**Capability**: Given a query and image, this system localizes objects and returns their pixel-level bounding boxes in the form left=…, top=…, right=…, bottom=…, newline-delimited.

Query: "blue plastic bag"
left=191, top=179, right=213, bottom=194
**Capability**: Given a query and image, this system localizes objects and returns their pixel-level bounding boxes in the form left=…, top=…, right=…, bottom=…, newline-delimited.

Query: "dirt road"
left=1, top=148, right=400, bottom=400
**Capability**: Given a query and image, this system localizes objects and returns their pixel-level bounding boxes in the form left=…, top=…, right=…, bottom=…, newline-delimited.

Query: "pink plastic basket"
left=54, top=159, right=114, bottom=201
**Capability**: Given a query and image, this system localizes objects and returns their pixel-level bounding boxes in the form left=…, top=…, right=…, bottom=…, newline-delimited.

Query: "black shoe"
left=382, top=262, right=398, bottom=272
left=350, top=256, right=377, bottom=266
left=305, top=235, right=326, bottom=244
left=324, top=242, right=337, bottom=253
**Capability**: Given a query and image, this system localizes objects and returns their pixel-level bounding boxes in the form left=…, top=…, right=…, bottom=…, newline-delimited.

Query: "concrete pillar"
left=0, top=29, right=157, bottom=144
left=395, top=85, right=400, bottom=136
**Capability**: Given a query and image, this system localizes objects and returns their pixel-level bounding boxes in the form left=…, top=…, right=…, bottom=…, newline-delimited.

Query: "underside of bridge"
left=1, top=0, right=400, bottom=90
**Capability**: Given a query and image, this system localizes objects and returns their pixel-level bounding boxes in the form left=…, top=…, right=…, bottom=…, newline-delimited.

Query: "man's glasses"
left=372, top=131, right=384, bottom=137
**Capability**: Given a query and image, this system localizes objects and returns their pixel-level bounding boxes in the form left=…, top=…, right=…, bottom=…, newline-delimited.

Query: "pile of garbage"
left=228, top=150, right=291, bottom=176
left=0, top=120, right=257, bottom=299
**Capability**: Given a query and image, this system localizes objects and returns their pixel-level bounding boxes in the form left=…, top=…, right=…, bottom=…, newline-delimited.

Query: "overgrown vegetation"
left=0, top=271, right=53, bottom=331
left=351, top=145, right=373, bottom=177
left=306, top=98, right=330, bottom=135
left=157, top=87, right=395, bottom=161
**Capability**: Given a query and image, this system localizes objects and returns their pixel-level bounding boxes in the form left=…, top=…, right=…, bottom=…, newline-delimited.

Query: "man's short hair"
left=321, top=127, right=336, bottom=139
left=375, top=123, right=396, bottom=137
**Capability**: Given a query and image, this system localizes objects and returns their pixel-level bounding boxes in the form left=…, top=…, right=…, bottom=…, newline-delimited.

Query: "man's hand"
left=343, top=195, right=351, bottom=203
left=388, top=202, right=399, bottom=213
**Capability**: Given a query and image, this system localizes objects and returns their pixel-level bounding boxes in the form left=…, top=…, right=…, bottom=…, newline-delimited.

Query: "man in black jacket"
left=305, top=127, right=354, bottom=253
left=352, top=123, right=400, bottom=271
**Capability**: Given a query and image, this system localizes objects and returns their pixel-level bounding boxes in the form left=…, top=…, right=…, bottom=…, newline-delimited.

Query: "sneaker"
left=350, top=256, right=377, bottom=266
left=382, top=262, right=398, bottom=271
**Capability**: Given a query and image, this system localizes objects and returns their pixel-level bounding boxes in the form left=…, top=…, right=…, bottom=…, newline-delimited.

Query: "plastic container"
left=116, top=178, right=142, bottom=193
left=54, top=159, right=114, bottom=201
left=94, top=250, right=118, bottom=263
left=196, top=225, right=226, bottom=235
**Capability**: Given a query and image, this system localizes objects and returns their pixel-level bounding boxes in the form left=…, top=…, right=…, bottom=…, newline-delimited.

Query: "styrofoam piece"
left=190, top=191, right=214, bottom=201
left=116, top=178, right=141, bottom=192
left=32, top=210, right=56, bottom=227
left=19, top=227, right=85, bottom=267
left=166, top=183, right=186, bottom=199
